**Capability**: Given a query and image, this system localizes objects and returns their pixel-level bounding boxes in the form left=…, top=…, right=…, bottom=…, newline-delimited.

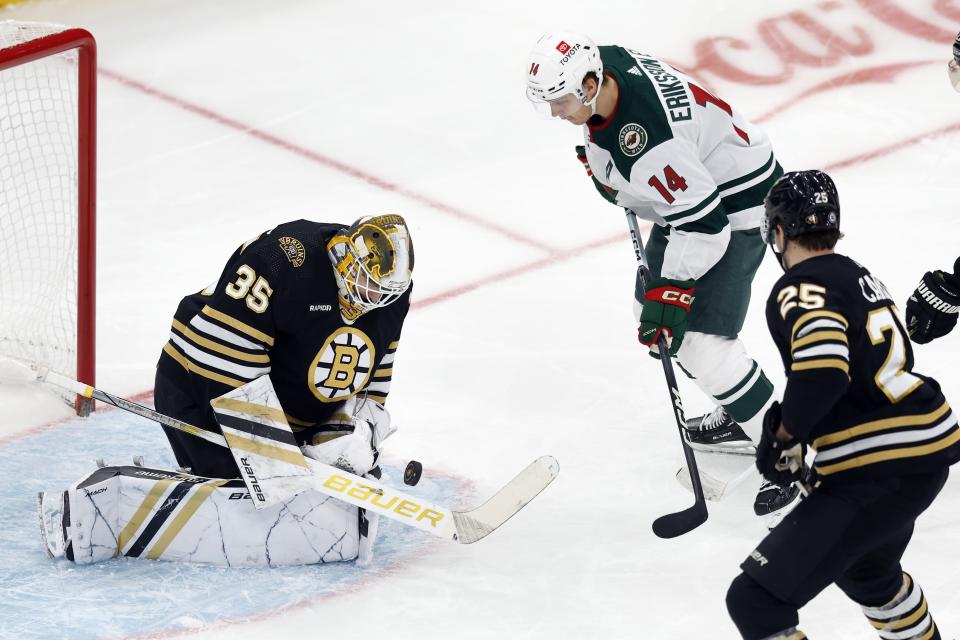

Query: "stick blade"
left=651, top=501, right=708, bottom=539
left=453, top=455, right=559, bottom=544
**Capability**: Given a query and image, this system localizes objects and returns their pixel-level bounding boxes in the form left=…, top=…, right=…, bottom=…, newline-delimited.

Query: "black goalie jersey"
left=766, top=253, right=960, bottom=483
left=157, top=219, right=410, bottom=442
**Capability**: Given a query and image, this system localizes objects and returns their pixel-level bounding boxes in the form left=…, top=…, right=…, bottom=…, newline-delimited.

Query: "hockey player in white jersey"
left=526, top=33, right=796, bottom=516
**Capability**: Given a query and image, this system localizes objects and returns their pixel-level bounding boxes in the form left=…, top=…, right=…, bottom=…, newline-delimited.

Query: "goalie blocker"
left=38, top=463, right=378, bottom=567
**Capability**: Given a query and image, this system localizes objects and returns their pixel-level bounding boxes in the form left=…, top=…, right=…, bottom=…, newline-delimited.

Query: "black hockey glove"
left=575, top=145, right=619, bottom=205
left=756, top=401, right=806, bottom=486
left=905, top=258, right=960, bottom=344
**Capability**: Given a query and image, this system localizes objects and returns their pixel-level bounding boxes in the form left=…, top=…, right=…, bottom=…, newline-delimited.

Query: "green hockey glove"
left=638, top=277, right=695, bottom=356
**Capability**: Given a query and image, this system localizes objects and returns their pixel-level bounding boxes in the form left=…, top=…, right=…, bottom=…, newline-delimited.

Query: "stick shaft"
left=625, top=212, right=708, bottom=520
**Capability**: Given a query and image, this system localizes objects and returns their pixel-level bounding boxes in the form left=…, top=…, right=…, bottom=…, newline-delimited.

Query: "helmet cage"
left=334, top=216, right=413, bottom=316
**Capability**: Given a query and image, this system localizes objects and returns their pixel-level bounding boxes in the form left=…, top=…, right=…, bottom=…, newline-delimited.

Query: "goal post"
left=0, top=21, right=96, bottom=415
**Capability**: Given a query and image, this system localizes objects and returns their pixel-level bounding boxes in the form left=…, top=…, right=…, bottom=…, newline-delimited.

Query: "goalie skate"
left=685, top=407, right=756, bottom=455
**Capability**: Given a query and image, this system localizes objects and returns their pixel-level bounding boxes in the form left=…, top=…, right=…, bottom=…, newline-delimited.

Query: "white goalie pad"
left=209, top=376, right=316, bottom=509
left=40, top=465, right=361, bottom=567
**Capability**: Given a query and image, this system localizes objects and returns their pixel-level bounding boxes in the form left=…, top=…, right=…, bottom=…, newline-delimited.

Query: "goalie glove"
left=906, top=259, right=960, bottom=344
left=301, top=396, right=396, bottom=476
left=755, top=401, right=806, bottom=486
left=575, top=145, right=619, bottom=204
left=637, top=277, right=695, bottom=357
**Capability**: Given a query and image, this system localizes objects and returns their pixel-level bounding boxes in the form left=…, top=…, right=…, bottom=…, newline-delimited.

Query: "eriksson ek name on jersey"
left=627, top=50, right=692, bottom=123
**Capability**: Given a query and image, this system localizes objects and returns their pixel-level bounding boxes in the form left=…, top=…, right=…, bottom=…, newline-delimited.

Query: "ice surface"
left=1, top=409, right=467, bottom=640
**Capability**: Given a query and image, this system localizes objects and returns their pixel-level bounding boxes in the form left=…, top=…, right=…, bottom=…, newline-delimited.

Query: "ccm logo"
left=322, top=474, right=445, bottom=527
left=662, top=290, right=693, bottom=305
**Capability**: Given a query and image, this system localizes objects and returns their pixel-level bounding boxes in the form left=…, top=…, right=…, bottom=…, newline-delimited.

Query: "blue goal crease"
left=0, top=411, right=462, bottom=640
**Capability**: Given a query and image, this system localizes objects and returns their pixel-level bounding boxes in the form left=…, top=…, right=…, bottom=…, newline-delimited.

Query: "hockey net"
left=0, top=21, right=96, bottom=414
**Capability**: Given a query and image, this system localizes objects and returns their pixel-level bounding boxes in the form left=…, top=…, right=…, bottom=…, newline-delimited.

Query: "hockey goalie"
left=38, top=214, right=414, bottom=567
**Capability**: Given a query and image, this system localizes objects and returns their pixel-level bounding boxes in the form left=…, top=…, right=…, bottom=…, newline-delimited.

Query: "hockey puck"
left=403, top=460, right=423, bottom=486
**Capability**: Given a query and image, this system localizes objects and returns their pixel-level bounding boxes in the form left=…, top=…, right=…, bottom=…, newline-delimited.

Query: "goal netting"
left=0, top=21, right=96, bottom=414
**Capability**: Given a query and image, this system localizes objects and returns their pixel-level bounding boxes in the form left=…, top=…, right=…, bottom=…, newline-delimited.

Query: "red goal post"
left=0, top=22, right=96, bottom=415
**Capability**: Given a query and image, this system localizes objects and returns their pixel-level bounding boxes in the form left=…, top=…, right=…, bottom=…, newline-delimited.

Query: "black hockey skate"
left=753, top=479, right=800, bottom=517
left=684, top=407, right=756, bottom=455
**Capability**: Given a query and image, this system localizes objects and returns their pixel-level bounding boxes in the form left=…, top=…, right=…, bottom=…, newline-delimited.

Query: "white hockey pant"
left=676, top=332, right=776, bottom=444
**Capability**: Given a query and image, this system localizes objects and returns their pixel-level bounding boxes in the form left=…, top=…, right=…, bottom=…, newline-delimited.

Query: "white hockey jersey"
left=584, top=47, right=782, bottom=281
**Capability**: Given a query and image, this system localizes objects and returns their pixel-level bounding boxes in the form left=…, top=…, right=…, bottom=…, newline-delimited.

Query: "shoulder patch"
left=618, top=124, right=648, bottom=156
left=279, top=236, right=306, bottom=268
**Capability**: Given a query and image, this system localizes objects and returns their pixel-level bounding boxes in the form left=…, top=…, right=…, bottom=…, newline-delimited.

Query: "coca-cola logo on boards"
left=672, top=0, right=956, bottom=112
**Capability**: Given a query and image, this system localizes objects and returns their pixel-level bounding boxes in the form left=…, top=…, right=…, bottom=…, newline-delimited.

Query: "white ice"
left=1, top=0, right=959, bottom=638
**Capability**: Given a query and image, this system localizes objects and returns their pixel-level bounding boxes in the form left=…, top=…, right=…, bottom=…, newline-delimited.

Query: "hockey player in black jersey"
left=725, top=170, right=960, bottom=639
left=154, top=214, right=413, bottom=479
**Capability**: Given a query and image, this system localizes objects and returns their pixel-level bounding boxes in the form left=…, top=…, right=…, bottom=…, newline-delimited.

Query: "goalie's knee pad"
left=726, top=573, right=801, bottom=640
left=40, top=464, right=363, bottom=567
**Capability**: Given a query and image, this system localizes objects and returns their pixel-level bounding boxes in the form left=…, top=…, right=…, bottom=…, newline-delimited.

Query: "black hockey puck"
left=403, top=460, right=423, bottom=486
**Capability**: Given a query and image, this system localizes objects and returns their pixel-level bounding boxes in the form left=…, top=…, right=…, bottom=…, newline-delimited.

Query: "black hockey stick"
left=625, top=211, right=708, bottom=538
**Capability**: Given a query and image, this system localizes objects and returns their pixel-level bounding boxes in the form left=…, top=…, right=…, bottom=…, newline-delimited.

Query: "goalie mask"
left=525, top=32, right=604, bottom=119
left=328, top=214, right=414, bottom=321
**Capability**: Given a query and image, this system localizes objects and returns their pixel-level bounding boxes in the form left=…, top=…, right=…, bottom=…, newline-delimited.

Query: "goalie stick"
left=40, top=369, right=559, bottom=544
left=626, top=210, right=708, bottom=538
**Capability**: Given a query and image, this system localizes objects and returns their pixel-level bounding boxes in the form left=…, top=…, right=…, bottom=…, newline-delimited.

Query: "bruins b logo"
left=309, top=327, right=375, bottom=403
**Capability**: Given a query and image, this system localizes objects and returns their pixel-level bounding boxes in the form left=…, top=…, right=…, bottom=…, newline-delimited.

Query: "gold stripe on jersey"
left=813, top=402, right=952, bottom=448
left=365, top=392, right=388, bottom=404
left=223, top=431, right=310, bottom=467
left=163, top=343, right=245, bottom=388
left=117, top=479, right=175, bottom=554
left=869, top=599, right=929, bottom=630
left=373, top=367, right=392, bottom=379
left=815, top=428, right=960, bottom=476
left=145, top=480, right=229, bottom=560
left=790, top=310, right=849, bottom=341
left=201, top=305, right=275, bottom=347
left=388, top=341, right=399, bottom=350
left=791, top=358, right=850, bottom=375
left=172, top=319, right=270, bottom=363
left=310, top=431, right=352, bottom=445
left=791, top=330, right=848, bottom=351
left=285, top=413, right=316, bottom=428
left=209, top=397, right=288, bottom=425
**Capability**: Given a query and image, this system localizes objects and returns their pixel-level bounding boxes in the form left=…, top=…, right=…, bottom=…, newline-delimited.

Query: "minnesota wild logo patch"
left=619, top=123, right=648, bottom=157
left=278, top=236, right=306, bottom=268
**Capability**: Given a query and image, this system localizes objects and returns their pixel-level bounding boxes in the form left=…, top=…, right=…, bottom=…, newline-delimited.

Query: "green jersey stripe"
left=717, top=153, right=775, bottom=194
left=663, top=189, right=721, bottom=224
left=721, top=163, right=783, bottom=215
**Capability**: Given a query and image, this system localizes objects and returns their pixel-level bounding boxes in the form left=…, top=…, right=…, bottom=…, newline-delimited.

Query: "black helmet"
left=761, top=170, right=840, bottom=245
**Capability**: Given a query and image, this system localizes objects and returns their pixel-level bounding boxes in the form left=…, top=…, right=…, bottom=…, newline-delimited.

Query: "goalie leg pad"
left=45, top=465, right=362, bottom=566
left=677, top=333, right=775, bottom=444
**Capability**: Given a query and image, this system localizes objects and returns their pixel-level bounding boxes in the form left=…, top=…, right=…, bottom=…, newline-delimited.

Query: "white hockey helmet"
left=525, top=32, right=603, bottom=118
